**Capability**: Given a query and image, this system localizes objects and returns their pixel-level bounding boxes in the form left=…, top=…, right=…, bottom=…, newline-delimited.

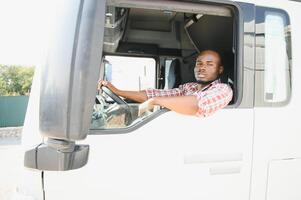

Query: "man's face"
left=194, top=51, right=223, bottom=83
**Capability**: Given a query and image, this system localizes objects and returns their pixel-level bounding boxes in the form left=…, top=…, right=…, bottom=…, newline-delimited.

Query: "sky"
left=0, top=0, right=57, bottom=66
left=0, top=0, right=298, bottom=67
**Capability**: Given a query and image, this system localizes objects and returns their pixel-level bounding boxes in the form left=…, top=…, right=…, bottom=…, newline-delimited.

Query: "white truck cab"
left=19, top=0, right=301, bottom=200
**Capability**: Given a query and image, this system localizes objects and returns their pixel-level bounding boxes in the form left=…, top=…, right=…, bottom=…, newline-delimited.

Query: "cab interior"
left=92, top=1, right=239, bottom=129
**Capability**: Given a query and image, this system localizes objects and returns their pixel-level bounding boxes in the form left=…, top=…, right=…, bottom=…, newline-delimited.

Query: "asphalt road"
left=0, top=127, right=21, bottom=145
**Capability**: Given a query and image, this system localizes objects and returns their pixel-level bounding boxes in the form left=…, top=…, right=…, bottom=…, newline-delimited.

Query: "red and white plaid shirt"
left=145, top=79, right=233, bottom=117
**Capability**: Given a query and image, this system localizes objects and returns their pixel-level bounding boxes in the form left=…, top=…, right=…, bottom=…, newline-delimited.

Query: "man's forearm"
left=117, top=90, right=148, bottom=103
left=152, top=95, right=199, bottom=115
left=99, top=80, right=148, bottom=103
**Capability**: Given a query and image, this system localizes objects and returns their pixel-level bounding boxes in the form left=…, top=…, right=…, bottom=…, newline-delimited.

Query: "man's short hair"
left=199, top=50, right=223, bottom=66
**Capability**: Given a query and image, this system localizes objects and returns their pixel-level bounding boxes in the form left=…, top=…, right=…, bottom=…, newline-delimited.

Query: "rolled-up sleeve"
left=195, top=84, right=233, bottom=117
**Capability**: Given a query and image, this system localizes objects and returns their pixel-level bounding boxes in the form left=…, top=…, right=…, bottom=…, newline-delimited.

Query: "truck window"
left=89, top=1, right=242, bottom=134
left=255, top=7, right=291, bottom=106
left=105, top=56, right=156, bottom=91
left=91, top=56, right=157, bottom=130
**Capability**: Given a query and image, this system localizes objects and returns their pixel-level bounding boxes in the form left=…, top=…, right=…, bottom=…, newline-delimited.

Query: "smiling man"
left=98, top=50, right=233, bottom=117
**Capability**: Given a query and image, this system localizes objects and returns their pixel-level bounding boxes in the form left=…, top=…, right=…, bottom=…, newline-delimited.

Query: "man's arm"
left=116, top=90, right=147, bottom=103
left=98, top=80, right=147, bottom=102
left=98, top=80, right=187, bottom=103
left=141, top=84, right=233, bottom=117
left=150, top=95, right=199, bottom=115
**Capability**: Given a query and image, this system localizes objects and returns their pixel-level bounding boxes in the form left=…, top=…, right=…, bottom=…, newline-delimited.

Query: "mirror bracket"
left=24, top=138, right=89, bottom=171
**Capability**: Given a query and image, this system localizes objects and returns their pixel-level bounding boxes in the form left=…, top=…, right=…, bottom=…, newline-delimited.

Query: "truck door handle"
left=209, top=165, right=241, bottom=175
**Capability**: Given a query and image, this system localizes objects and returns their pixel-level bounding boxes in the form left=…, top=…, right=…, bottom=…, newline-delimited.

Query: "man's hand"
left=138, top=98, right=155, bottom=116
left=97, top=80, right=148, bottom=103
left=98, top=80, right=119, bottom=94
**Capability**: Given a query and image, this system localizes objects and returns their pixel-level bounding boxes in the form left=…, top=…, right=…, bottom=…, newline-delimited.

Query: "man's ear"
left=219, top=66, right=224, bottom=75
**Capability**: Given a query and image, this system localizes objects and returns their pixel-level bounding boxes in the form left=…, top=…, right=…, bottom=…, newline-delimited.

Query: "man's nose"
left=199, top=65, right=206, bottom=70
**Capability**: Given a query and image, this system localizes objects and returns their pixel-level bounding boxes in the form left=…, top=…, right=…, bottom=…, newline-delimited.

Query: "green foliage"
left=0, top=64, right=35, bottom=96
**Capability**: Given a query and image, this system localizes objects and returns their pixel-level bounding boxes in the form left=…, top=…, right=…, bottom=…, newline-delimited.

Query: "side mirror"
left=24, top=0, right=105, bottom=171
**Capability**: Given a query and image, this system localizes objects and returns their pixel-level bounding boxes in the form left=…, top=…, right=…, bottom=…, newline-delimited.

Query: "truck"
left=17, top=0, right=301, bottom=199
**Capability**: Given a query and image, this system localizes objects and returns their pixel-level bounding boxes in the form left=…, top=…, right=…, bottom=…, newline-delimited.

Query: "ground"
left=0, top=127, right=23, bottom=200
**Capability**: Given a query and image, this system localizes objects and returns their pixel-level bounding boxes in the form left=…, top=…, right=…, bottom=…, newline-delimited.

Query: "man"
left=98, top=50, right=233, bottom=117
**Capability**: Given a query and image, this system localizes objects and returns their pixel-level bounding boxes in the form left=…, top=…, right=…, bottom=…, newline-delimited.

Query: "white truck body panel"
left=19, top=0, right=301, bottom=200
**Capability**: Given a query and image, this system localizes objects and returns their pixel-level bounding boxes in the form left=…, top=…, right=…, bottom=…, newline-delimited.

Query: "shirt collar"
left=200, top=79, right=221, bottom=91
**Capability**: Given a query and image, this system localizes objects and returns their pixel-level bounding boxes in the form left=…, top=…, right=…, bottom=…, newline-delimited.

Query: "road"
left=0, top=127, right=23, bottom=200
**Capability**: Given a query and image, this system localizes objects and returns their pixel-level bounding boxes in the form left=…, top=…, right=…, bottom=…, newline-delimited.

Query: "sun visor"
left=184, top=14, right=234, bottom=52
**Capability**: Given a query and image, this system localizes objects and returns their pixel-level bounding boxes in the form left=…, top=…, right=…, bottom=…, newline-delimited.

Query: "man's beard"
left=196, top=79, right=214, bottom=85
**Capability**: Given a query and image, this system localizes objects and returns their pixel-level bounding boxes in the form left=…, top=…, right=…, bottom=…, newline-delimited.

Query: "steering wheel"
left=101, top=86, right=128, bottom=105
left=101, top=86, right=133, bottom=126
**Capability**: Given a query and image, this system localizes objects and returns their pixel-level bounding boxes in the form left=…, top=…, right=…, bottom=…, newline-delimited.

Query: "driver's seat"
left=167, top=58, right=181, bottom=89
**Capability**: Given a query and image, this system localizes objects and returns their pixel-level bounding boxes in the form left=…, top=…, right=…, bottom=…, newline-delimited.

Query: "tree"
left=0, top=65, right=35, bottom=96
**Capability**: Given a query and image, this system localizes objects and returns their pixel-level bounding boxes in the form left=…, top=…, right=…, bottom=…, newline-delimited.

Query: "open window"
left=90, top=0, right=242, bottom=133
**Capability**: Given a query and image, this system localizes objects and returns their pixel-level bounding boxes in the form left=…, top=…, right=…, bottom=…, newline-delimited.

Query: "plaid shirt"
left=145, top=79, right=233, bottom=117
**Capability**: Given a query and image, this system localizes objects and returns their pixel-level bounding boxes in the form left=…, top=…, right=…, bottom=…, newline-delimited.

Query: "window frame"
left=89, top=0, right=244, bottom=135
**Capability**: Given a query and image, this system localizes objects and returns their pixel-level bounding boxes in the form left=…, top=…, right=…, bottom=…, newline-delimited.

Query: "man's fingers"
left=97, top=80, right=108, bottom=90
left=97, top=80, right=102, bottom=90
left=138, top=102, right=148, bottom=116
left=99, top=80, right=107, bottom=86
left=138, top=100, right=154, bottom=116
